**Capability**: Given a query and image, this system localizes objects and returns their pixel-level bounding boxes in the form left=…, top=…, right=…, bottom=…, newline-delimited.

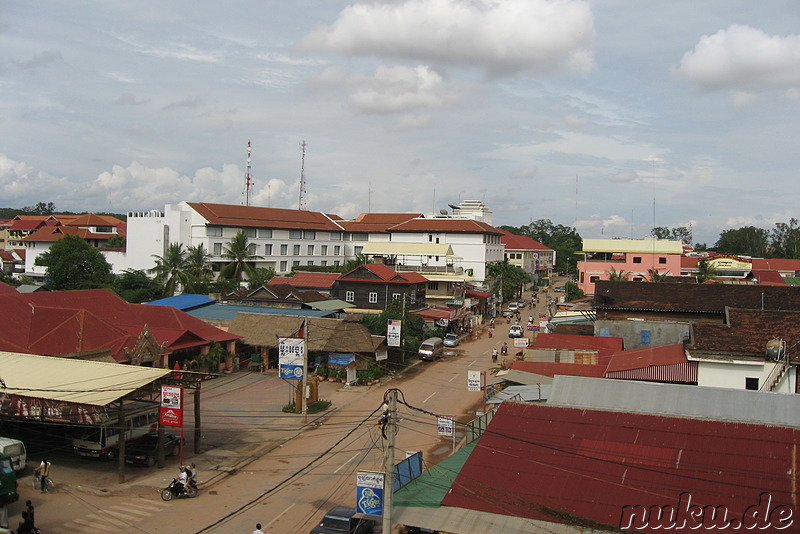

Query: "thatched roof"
left=229, top=313, right=383, bottom=353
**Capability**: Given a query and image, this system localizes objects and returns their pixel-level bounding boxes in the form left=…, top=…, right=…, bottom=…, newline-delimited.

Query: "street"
left=11, top=288, right=551, bottom=534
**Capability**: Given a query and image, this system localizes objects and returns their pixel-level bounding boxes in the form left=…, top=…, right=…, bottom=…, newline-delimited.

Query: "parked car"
left=517, top=299, right=526, bottom=308
left=443, top=333, right=460, bottom=347
left=125, top=432, right=181, bottom=467
left=507, top=302, right=519, bottom=311
left=311, top=506, right=375, bottom=534
left=508, top=325, right=524, bottom=338
left=554, top=286, right=566, bottom=292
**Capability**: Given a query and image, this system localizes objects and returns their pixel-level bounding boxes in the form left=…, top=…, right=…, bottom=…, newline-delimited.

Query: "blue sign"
left=356, top=471, right=384, bottom=515
left=328, top=353, right=356, bottom=366
left=279, top=364, right=303, bottom=380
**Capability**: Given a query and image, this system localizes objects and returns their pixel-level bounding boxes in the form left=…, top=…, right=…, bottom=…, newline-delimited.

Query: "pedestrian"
left=33, top=460, right=50, bottom=493
left=25, top=501, right=34, bottom=531
left=253, top=523, right=265, bottom=534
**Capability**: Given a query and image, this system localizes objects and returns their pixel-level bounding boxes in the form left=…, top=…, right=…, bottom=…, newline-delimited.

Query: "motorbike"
left=161, top=479, right=198, bottom=501
left=501, top=345, right=508, bottom=356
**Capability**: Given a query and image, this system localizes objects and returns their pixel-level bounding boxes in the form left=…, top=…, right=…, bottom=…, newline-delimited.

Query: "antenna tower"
left=243, top=140, right=253, bottom=206
left=298, top=140, right=307, bottom=210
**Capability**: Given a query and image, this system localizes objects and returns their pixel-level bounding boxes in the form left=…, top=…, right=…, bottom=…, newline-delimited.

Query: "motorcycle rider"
left=491, top=348, right=498, bottom=362
left=187, top=463, right=198, bottom=490
left=501, top=342, right=508, bottom=356
left=175, top=466, right=188, bottom=494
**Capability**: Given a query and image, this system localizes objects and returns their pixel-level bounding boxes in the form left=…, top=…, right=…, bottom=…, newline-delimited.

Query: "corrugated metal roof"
left=549, top=375, right=800, bottom=427
left=582, top=238, right=684, bottom=254
left=0, top=351, right=171, bottom=406
left=487, top=384, right=551, bottom=403
left=146, top=294, right=216, bottom=310
left=187, top=304, right=334, bottom=321
left=442, top=400, right=800, bottom=531
left=604, top=361, right=697, bottom=383
left=498, top=369, right=553, bottom=385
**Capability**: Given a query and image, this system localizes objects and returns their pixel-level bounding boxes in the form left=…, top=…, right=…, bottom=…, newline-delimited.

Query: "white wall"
left=696, top=360, right=795, bottom=393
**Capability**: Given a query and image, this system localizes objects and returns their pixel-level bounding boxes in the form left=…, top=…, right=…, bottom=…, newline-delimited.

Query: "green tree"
left=607, top=267, right=628, bottom=281
left=340, top=253, right=372, bottom=273
left=564, top=281, right=585, bottom=301
left=248, top=267, right=277, bottom=290
left=715, top=226, right=769, bottom=257
left=220, top=230, right=261, bottom=286
left=647, top=268, right=669, bottom=282
left=770, top=218, right=800, bottom=259
left=149, top=242, right=189, bottom=296
left=105, top=236, right=126, bottom=249
left=486, top=260, right=531, bottom=302
left=361, top=297, right=428, bottom=363
left=696, top=259, right=718, bottom=283
left=651, top=226, right=691, bottom=242
left=184, top=244, right=214, bottom=294
left=35, top=234, right=113, bottom=290
left=113, top=269, right=163, bottom=303
left=22, top=202, right=56, bottom=215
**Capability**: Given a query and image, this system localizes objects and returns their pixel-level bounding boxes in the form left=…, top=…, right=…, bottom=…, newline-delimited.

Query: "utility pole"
left=382, top=389, right=398, bottom=534
left=302, top=317, right=308, bottom=424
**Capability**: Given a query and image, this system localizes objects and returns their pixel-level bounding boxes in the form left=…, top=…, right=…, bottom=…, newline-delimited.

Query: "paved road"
left=13, top=286, right=554, bottom=533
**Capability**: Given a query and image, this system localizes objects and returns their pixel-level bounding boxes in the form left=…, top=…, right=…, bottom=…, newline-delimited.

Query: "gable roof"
left=266, top=271, right=340, bottom=289
left=749, top=269, right=787, bottom=285
left=441, top=401, right=799, bottom=531
left=509, top=360, right=607, bottom=378
left=339, top=213, right=424, bottom=232
left=592, top=280, right=800, bottom=313
left=498, top=229, right=551, bottom=251
left=187, top=202, right=344, bottom=231
left=64, top=213, right=123, bottom=227
left=689, top=307, right=800, bottom=360
left=605, top=343, right=687, bottom=372
left=23, top=225, right=126, bottom=242
left=752, top=257, right=800, bottom=271
left=339, top=263, right=427, bottom=284
left=388, top=218, right=503, bottom=235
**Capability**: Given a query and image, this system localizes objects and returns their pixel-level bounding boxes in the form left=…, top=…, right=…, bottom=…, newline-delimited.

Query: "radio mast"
left=298, top=140, right=307, bottom=210
left=243, top=140, right=253, bottom=206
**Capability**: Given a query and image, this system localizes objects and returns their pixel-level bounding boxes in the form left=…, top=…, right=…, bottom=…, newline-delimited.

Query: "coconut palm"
left=184, top=243, right=214, bottom=293
left=607, top=267, right=629, bottom=281
left=149, top=242, right=189, bottom=296
left=220, top=230, right=261, bottom=286
left=647, top=268, right=669, bottom=282
left=696, top=259, right=718, bottom=283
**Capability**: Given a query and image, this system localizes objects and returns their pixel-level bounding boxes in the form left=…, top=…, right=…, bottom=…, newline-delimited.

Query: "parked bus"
left=72, top=401, right=159, bottom=460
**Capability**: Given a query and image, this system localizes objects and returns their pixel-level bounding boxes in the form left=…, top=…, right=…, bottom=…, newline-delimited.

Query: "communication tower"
left=243, top=140, right=253, bottom=206
left=298, top=140, right=307, bottom=210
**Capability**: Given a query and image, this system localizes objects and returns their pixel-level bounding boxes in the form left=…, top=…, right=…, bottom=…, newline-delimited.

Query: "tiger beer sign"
left=160, top=385, right=183, bottom=427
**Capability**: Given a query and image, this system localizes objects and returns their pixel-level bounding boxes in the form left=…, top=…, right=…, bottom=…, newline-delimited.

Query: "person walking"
left=33, top=460, right=50, bottom=493
left=24, top=501, right=34, bottom=532
left=253, top=523, right=265, bottom=534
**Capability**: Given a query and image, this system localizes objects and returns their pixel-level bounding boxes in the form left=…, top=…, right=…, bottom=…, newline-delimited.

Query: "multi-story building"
left=499, top=229, right=554, bottom=285
left=577, top=238, right=684, bottom=294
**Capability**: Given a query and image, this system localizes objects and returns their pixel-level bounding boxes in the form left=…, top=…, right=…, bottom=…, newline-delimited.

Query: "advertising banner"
left=437, top=416, right=454, bottom=437
left=467, top=370, right=482, bottom=392
left=356, top=471, right=384, bottom=515
left=160, top=385, right=183, bottom=427
left=386, top=320, right=401, bottom=347
left=279, top=337, right=305, bottom=380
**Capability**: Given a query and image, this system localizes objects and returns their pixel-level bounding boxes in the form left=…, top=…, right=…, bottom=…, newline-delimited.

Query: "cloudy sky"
left=2, top=1, right=798, bottom=245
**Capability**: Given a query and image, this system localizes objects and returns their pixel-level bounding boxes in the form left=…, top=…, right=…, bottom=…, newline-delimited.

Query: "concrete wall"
left=696, top=360, right=795, bottom=393
left=594, top=319, right=690, bottom=350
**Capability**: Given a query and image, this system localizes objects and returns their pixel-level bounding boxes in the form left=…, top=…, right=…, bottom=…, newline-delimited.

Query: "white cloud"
left=349, top=65, right=453, bottom=114
left=297, top=0, right=595, bottom=77
left=607, top=170, right=639, bottom=184
left=564, top=114, right=589, bottom=128
left=0, top=154, right=75, bottom=206
left=675, top=25, right=800, bottom=92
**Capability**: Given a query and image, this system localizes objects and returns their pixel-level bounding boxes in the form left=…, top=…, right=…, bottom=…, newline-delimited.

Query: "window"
left=292, top=260, right=300, bottom=267
left=207, top=227, right=222, bottom=237
left=745, top=377, right=759, bottom=390
left=633, top=277, right=643, bottom=281
left=354, top=246, right=363, bottom=255
left=409, top=292, right=416, bottom=304
left=307, top=260, right=314, bottom=266
left=334, top=260, right=340, bottom=267
left=640, top=330, right=651, bottom=344
left=247, top=244, right=257, bottom=255
left=428, top=235, right=433, bottom=242
left=321, top=245, right=328, bottom=256
left=264, top=244, right=272, bottom=255
left=334, top=246, right=341, bottom=255
left=350, top=233, right=368, bottom=241
left=289, top=230, right=302, bottom=239
left=280, top=244, right=288, bottom=255
left=321, top=260, right=327, bottom=266
left=213, top=243, right=223, bottom=255
left=369, top=292, right=378, bottom=303
left=280, top=261, right=287, bottom=272
left=293, top=244, right=301, bottom=255
left=599, top=328, right=610, bottom=337
left=303, top=230, right=316, bottom=239
left=590, top=276, right=600, bottom=283
left=345, top=291, right=355, bottom=302
left=307, top=245, right=314, bottom=255
left=428, top=282, right=439, bottom=290
left=659, top=257, right=667, bottom=264
left=330, top=232, right=342, bottom=241
left=633, top=257, right=642, bottom=264
left=258, top=229, right=272, bottom=238
left=244, top=228, right=256, bottom=238
left=392, top=293, right=401, bottom=300
left=95, top=225, right=113, bottom=233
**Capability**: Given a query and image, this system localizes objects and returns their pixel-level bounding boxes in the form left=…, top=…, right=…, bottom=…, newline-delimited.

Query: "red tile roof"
left=9, top=219, right=48, bottom=231
left=267, top=272, right=340, bottom=289
left=22, top=225, right=126, bottom=242
left=388, top=218, right=503, bottom=235
left=187, top=202, right=344, bottom=231
left=498, top=228, right=551, bottom=250
left=750, top=270, right=787, bottom=285
left=605, top=343, right=687, bottom=372
left=340, top=263, right=427, bottom=284
left=510, top=360, right=608, bottom=378
left=339, top=213, right=425, bottom=232
left=691, top=308, right=800, bottom=360
left=442, top=401, right=799, bottom=531
left=0, top=289, right=239, bottom=362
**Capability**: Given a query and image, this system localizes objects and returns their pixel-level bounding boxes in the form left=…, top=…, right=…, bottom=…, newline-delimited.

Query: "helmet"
left=179, top=466, right=186, bottom=472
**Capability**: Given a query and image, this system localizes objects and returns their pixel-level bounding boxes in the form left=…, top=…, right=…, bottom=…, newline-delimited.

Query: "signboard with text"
left=387, top=320, right=401, bottom=347
left=356, top=471, right=384, bottom=515
left=159, top=385, right=183, bottom=427
left=467, top=370, right=482, bottom=392
left=437, top=416, right=454, bottom=437
left=279, top=337, right=305, bottom=380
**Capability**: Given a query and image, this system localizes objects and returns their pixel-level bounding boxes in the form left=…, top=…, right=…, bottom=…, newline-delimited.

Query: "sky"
left=1, top=1, right=799, bottom=246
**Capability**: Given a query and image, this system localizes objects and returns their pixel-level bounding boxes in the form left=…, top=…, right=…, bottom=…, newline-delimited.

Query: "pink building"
left=578, top=238, right=684, bottom=294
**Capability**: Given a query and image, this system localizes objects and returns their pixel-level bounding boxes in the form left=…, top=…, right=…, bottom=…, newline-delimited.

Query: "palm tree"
left=184, top=243, right=214, bottom=293
left=220, top=230, right=261, bottom=286
left=696, top=259, right=718, bottom=283
left=149, top=243, right=189, bottom=296
left=607, top=267, right=628, bottom=281
left=340, top=253, right=372, bottom=273
left=647, top=268, right=669, bottom=282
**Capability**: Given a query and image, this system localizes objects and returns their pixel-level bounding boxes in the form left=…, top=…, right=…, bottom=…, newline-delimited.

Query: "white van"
left=418, top=337, right=444, bottom=361
left=0, top=438, right=26, bottom=473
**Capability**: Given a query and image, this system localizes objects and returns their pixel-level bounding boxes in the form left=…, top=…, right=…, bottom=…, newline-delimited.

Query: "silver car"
left=443, top=333, right=460, bottom=347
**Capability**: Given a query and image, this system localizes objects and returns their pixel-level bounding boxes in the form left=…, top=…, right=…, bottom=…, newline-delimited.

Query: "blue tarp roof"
left=146, top=294, right=216, bottom=311
left=186, top=303, right=336, bottom=321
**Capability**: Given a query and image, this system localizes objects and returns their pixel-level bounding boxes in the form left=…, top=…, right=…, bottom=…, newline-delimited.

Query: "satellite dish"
left=439, top=209, right=448, bottom=215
